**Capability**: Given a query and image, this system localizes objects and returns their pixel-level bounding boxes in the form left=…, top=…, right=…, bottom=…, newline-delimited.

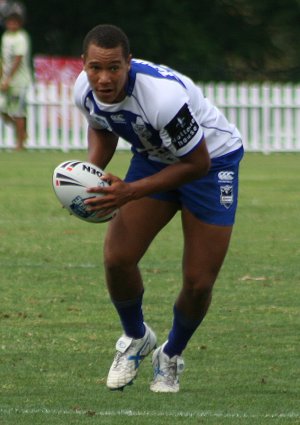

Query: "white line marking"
left=0, top=262, right=99, bottom=269
left=0, top=408, right=299, bottom=419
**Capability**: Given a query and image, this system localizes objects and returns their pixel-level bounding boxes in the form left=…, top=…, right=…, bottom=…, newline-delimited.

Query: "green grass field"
left=0, top=150, right=299, bottom=425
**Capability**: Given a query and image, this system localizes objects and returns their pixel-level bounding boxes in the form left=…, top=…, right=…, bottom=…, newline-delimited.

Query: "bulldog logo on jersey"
left=165, top=103, right=199, bottom=150
left=220, top=185, right=233, bottom=209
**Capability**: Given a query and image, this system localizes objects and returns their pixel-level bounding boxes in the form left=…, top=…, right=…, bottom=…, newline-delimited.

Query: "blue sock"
left=163, top=305, right=203, bottom=357
left=112, top=292, right=145, bottom=339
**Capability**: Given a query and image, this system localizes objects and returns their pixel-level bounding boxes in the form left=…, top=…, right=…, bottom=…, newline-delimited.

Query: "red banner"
left=34, top=55, right=83, bottom=84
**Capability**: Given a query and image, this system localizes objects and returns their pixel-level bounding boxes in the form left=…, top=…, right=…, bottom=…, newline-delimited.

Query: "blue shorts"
left=124, top=147, right=244, bottom=226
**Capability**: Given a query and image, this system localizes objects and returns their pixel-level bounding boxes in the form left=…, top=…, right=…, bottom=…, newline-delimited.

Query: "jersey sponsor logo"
left=165, top=104, right=199, bottom=150
left=220, top=185, right=233, bottom=209
left=218, top=171, right=234, bottom=182
left=111, top=113, right=126, bottom=124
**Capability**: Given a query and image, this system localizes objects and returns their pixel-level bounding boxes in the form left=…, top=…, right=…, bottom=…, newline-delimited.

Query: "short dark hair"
left=82, top=24, right=130, bottom=59
left=5, top=12, right=24, bottom=24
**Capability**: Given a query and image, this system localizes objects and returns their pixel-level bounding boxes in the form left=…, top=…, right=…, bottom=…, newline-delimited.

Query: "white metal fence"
left=1, top=82, right=300, bottom=152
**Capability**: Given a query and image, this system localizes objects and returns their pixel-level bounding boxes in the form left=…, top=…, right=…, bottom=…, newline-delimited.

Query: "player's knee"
left=181, top=283, right=213, bottom=308
left=104, top=245, right=136, bottom=275
left=183, top=268, right=218, bottom=293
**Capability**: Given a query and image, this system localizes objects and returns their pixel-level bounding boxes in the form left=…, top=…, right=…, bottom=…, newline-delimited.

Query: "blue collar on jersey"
left=125, top=59, right=186, bottom=96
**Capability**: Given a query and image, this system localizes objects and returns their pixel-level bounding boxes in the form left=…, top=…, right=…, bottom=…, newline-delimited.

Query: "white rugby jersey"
left=74, top=59, right=242, bottom=164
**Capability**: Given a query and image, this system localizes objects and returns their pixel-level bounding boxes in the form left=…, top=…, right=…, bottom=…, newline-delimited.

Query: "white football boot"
left=150, top=342, right=185, bottom=393
left=106, top=323, right=157, bottom=390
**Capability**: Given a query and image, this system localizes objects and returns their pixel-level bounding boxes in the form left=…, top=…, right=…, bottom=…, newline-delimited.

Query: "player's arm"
left=85, top=138, right=210, bottom=211
left=127, top=138, right=210, bottom=197
left=87, top=126, right=118, bottom=169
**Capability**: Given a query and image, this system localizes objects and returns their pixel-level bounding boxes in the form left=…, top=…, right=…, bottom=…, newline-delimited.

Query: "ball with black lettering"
left=52, top=160, right=117, bottom=223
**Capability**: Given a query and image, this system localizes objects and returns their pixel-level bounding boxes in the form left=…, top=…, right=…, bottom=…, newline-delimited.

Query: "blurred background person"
left=0, top=0, right=26, bottom=31
left=0, top=3, right=32, bottom=150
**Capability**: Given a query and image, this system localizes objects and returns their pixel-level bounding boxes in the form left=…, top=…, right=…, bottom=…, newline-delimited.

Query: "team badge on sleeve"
left=165, top=103, right=199, bottom=150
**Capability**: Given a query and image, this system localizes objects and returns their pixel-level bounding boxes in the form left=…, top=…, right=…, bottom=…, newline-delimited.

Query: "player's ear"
left=127, top=54, right=132, bottom=71
left=81, top=54, right=85, bottom=68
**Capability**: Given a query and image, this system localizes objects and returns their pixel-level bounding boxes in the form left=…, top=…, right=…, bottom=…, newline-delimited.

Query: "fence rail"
left=1, top=82, right=300, bottom=152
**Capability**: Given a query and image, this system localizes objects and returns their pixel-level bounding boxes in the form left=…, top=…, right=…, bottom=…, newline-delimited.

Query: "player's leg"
left=178, top=209, right=232, bottom=321
left=150, top=211, right=232, bottom=393
left=104, top=197, right=178, bottom=389
left=104, top=196, right=178, bottom=301
left=150, top=146, right=243, bottom=392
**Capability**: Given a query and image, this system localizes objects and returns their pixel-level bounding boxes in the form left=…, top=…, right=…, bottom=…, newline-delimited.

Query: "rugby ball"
left=52, top=160, right=117, bottom=223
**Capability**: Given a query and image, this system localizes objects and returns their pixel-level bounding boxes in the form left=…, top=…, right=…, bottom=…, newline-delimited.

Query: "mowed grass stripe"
left=0, top=408, right=299, bottom=419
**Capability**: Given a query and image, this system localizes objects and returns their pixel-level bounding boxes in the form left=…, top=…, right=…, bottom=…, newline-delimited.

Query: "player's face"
left=84, top=44, right=131, bottom=104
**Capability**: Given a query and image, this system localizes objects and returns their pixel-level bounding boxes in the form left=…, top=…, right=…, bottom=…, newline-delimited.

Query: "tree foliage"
left=13, top=0, right=300, bottom=81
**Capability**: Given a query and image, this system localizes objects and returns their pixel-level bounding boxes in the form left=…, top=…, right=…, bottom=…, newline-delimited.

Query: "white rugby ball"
left=52, top=160, right=117, bottom=223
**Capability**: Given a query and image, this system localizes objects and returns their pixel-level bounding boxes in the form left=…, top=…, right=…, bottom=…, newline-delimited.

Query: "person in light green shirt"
left=0, top=11, right=32, bottom=150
